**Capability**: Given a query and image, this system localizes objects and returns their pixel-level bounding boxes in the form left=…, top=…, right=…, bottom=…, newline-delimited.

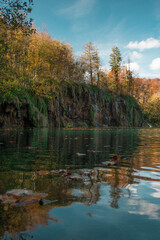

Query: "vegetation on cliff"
left=0, top=81, right=143, bottom=128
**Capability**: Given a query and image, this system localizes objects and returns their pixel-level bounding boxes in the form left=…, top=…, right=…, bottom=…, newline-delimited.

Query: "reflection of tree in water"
left=0, top=201, right=59, bottom=238
left=0, top=128, right=141, bottom=171
left=110, top=186, right=121, bottom=209
left=109, top=168, right=121, bottom=209
left=108, top=166, right=135, bottom=209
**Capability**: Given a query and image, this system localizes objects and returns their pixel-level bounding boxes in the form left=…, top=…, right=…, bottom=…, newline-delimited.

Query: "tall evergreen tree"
left=126, top=57, right=134, bottom=96
left=109, top=46, right=122, bottom=83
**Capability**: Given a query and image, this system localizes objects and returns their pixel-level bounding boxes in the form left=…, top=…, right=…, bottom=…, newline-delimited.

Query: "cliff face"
left=0, top=84, right=143, bottom=128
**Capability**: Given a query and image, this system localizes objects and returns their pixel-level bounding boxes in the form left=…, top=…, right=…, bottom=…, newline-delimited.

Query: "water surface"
left=0, top=128, right=160, bottom=240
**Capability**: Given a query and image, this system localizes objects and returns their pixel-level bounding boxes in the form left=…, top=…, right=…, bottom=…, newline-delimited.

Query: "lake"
left=0, top=128, right=160, bottom=240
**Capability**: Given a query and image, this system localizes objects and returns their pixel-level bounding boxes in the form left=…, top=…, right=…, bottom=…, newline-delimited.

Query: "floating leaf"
left=51, top=170, right=60, bottom=174
left=76, top=153, right=86, bottom=156
left=102, top=161, right=117, bottom=166
left=26, top=146, right=37, bottom=149
left=69, top=173, right=83, bottom=180
left=64, top=172, right=71, bottom=177
left=111, top=155, right=121, bottom=162
left=36, top=170, right=50, bottom=176
left=88, top=150, right=101, bottom=153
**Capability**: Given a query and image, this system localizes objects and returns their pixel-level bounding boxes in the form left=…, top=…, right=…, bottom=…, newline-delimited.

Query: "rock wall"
left=0, top=85, right=143, bottom=128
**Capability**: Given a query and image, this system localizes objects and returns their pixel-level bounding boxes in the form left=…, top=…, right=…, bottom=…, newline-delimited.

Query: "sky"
left=31, top=0, right=160, bottom=78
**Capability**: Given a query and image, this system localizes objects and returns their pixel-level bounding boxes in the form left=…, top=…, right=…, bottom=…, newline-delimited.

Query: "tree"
left=95, top=50, right=100, bottom=86
left=80, top=42, right=100, bottom=85
left=125, top=57, right=134, bottom=96
left=72, top=59, right=85, bottom=82
left=126, top=69, right=133, bottom=95
left=0, top=0, right=34, bottom=32
left=109, top=46, right=122, bottom=84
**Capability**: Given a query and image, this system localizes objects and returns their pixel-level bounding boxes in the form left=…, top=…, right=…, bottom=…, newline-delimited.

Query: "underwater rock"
left=6, top=189, right=33, bottom=197
left=39, top=199, right=58, bottom=206
left=0, top=194, right=20, bottom=204
left=0, top=189, right=48, bottom=206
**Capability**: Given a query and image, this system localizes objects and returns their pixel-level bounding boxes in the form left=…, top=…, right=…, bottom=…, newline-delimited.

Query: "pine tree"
left=109, top=46, right=122, bottom=83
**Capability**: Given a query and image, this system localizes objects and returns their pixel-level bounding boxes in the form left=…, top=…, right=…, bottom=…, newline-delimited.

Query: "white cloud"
left=57, top=0, right=96, bottom=18
left=126, top=38, right=160, bottom=51
left=124, top=62, right=140, bottom=72
left=150, top=58, right=160, bottom=70
left=131, top=51, right=143, bottom=60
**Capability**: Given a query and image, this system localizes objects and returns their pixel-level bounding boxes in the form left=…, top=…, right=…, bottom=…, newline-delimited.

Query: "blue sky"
left=31, top=0, right=160, bottom=78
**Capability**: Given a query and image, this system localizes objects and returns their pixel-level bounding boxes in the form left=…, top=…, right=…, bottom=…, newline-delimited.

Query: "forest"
left=0, top=0, right=160, bottom=126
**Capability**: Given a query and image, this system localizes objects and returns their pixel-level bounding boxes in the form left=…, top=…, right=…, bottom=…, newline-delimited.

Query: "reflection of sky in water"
left=135, top=169, right=160, bottom=179
left=98, top=182, right=160, bottom=220
left=128, top=200, right=160, bottom=220
left=72, top=189, right=84, bottom=196
left=34, top=199, right=160, bottom=240
left=150, top=182, right=160, bottom=198
left=126, top=181, right=160, bottom=220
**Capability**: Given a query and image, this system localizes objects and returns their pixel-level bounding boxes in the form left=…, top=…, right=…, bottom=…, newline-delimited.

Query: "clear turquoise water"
left=0, top=128, right=160, bottom=240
